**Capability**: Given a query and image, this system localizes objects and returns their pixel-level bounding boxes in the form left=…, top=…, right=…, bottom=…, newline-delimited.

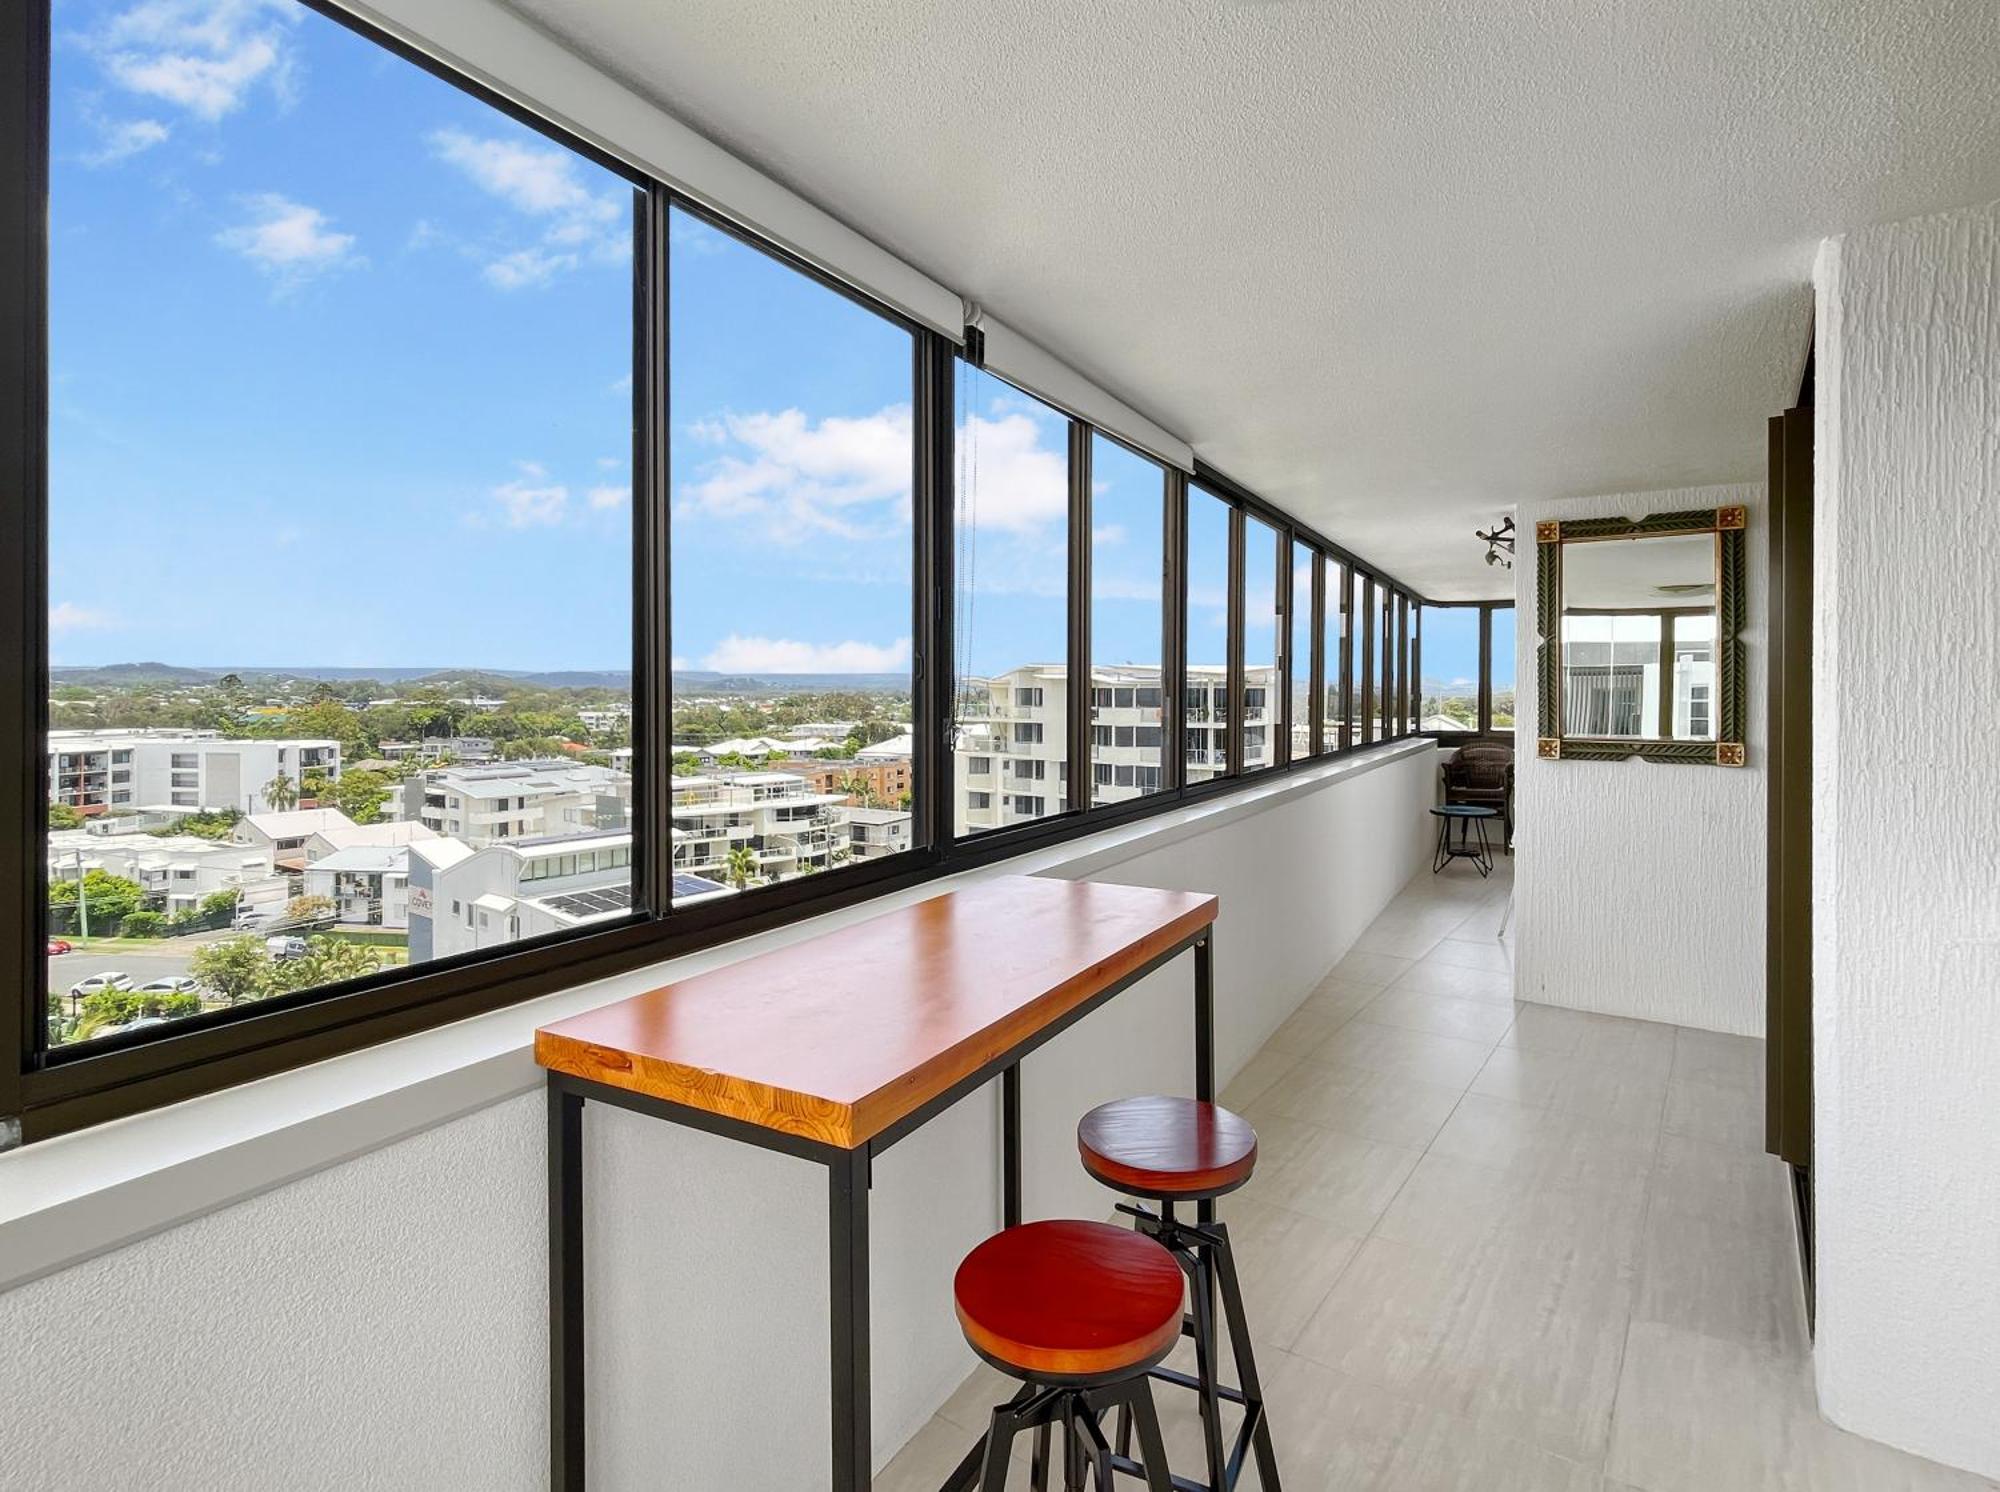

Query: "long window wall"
left=5, top=0, right=1432, bottom=1142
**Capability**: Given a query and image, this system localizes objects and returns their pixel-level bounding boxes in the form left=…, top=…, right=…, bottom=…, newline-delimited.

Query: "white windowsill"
left=0, top=740, right=1435, bottom=1293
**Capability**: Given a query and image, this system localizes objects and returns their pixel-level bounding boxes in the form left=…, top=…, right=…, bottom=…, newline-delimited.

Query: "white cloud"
left=483, top=247, right=578, bottom=291
left=430, top=129, right=624, bottom=288
left=586, top=484, right=628, bottom=510
left=957, top=410, right=1069, bottom=533
left=680, top=405, right=913, bottom=541
left=88, top=0, right=296, bottom=122
left=701, top=635, right=912, bottom=674
left=50, top=602, right=116, bottom=632
left=215, top=193, right=358, bottom=285
left=492, top=473, right=568, bottom=527
left=1092, top=523, right=1126, bottom=547
left=83, top=116, right=170, bottom=167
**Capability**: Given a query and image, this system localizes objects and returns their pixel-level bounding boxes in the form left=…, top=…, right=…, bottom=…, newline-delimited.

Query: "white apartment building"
left=670, top=771, right=845, bottom=881
left=300, top=846, right=411, bottom=929
left=839, top=807, right=912, bottom=861
left=46, top=729, right=341, bottom=816
left=46, top=828, right=284, bottom=919
left=953, top=664, right=1279, bottom=830
left=406, top=831, right=635, bottom=962
left=411, top=760, right=631, bottom=847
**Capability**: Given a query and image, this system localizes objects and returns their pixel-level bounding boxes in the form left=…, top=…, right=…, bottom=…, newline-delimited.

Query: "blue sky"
left=46, top=0, right=1157, bottom=684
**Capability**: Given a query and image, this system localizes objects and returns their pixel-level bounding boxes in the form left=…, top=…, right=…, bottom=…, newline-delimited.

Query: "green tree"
left=48, top=868, right=146, bottom=932
left=190, top=936, right=277, bottom=1006
left=262, top=772, right=298, bottom=812
left=724, top=845, right=758, bottom=891
left=73, top=986, right=203, bottom=1040
left=48, top=802, right=82, bottom=830
left=117, top=910, right=167, bottom=938
left=331, top=768, right=392, bottom=824
left=199, top=888, right=241, bottom=919
left=285, top=894, right=335, bottom=925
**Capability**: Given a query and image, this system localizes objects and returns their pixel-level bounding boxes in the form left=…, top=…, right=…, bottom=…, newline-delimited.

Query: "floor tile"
left=1390, top=959, right=1518, bottom=1004
left=1362, top=987, right=1519, bottom=1044
left=1647, top=1133, right=1793, bottom=1236
left=1633, top=1207, right=1808, bottom=1356
left=1500, top=1002, right=1595, bottom=1055
left=1220, top=1046, right=1304, bottom=1111
left=1663, top=1073, right=1766, bottom=1153
left=1256, top=1058, right=1468, bottom=1148
left=1470, top=1045, right=1670, bottom=1131
left=1256, top=1123, right=1425, bottom=1232
left=1215, top=1193, right=1366, bottom=1353
left=1309, top=1019, right=1497, bottom=1089
left=1423, top=937, right=1517, bottom=975
left=1328, top=949, right=1417, bottom=989
left=1672, top=1026, right=1765, bottom=1092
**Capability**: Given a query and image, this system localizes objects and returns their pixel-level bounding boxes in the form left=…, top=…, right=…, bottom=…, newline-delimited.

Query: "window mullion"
left=637, top=185, right=672, bottom=922
left=1066, top=421, right=1091, bottom=814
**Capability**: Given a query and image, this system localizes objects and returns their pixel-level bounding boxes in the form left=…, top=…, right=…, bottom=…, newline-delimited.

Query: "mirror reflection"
left=1559, top=533, right=1717, bottom=741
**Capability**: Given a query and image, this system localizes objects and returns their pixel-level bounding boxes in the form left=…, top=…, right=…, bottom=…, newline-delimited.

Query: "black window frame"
left=1, top=1, right=1427, bottom=1146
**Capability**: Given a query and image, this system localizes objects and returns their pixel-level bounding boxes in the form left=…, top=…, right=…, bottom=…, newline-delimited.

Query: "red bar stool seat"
left=1078, top=1097, right=1282, bottom=1491
left=1078, top=1093, right=1259, bottom=1200
left=941, top=1220, right=1178, bottom=1491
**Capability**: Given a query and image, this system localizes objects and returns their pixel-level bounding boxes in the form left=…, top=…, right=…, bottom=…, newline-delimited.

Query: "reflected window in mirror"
left=1557, top=532, right=1716, bottom=742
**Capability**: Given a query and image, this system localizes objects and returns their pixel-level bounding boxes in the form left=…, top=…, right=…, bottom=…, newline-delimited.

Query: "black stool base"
left=1112, top=1201, right=1281, bottom=1492
left=941, top=1374, right=1173, bottom=1492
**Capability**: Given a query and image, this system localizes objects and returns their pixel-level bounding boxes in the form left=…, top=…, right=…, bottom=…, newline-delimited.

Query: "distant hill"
left=50, top=661, right=905, bottom=694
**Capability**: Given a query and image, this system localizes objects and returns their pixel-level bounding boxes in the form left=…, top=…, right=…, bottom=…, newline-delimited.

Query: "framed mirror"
left=1535, top=506, right=1747, bottom=765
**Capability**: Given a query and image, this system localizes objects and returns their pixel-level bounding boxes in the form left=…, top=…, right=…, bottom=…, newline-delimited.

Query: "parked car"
left=67, top=971, right=132, bottom=999
left=266, top=936, right=310, bottom=961
left=46, top=938, right=72, bottom=956
left=137, top=977, right=201, bottom=996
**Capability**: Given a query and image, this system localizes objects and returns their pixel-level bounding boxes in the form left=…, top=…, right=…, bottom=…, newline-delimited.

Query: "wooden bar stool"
left=941, top=1220, right=1179, bottom=1492
left=1078, top=1096, right=1281, bottom=1491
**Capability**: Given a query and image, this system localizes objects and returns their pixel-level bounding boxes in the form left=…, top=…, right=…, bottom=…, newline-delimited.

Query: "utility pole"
left=73, top=848, right=89, bottom=940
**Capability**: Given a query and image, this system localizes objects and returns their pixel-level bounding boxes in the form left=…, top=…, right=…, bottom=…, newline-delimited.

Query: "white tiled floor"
left=878, top=857, right=1999, bottom=1492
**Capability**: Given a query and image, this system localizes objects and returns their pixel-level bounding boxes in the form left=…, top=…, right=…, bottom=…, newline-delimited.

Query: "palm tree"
left=837, top=771, right=878, bottom=809
left=262, top=772, right=298, bottom=812
left=724, top=845, right=757, bottom=891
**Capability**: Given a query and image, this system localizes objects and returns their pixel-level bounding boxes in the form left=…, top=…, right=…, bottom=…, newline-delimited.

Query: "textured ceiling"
left=502, top=0, right=2000, bottom=599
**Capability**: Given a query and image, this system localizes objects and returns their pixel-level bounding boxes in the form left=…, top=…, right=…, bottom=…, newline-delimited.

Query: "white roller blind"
left=978, top=317, right=1196, bottom=473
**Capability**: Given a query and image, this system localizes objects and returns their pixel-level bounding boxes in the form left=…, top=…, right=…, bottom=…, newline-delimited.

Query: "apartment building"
left=45, top=729, right=341, bottom=816
left=954, top=664, right=1279, bottom=827
left=773, top=755, right=912, bottom=808
left=406, top=831, right=635, bottom=962
left=300, top=846, right=410, bottom=929
left=840, top=807, right=913, bottom=861
left=410, top=760, right=631, bottom=847
left=46, top=827, right=284, bottom=919
left=669, top=771, right=845, bottom=881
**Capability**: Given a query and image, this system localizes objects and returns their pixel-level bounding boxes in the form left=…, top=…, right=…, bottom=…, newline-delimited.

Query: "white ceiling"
left=502, top=0, right=2000, bottom=600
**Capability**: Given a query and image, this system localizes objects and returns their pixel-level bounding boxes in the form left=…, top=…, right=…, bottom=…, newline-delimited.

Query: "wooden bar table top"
left=535, top=874, right=1217, bottom=1151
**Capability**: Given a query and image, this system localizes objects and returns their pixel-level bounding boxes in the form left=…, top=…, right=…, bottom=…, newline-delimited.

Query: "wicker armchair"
left=1441, top=738, right=1514, bottom=849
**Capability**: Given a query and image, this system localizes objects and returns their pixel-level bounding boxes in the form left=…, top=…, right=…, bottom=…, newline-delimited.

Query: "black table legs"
left=549, top=1084, right=585, bottom=1491
left=830, top=1147, right=872, bottom=1491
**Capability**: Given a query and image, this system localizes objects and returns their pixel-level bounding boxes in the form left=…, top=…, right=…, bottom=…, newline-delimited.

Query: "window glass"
left=1089, top=435, right=1166, bottom=805
left=1184, top=487, right=1231, bottom=782
left=1321, top=560, right=1349, bottom=751
left=1559, top=613, right=1658, bottom=735
left=1291, top=541, right=1315, bottom=758
left=1673, top=615, right=1717, bottom=740
left=951, top=366, right=1071, bottom=834
left=1242, top=515, right=1281, bottom=771
left=44, top=0, right=637, bottom=1049
left=1490, top=606, right=1518, bottom=730
left=1419, top=607, right=1480, bottom=731
left=669, top=206, right=915, bottom=895
left=1405, top=597, right=1420, bottom=734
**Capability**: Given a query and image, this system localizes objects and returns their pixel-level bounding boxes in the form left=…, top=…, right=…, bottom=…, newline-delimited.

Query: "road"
left=49, top=946, right=198, bottom=994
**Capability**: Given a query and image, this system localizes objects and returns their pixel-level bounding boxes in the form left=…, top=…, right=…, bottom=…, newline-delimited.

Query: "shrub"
left=117, top=910, right=168, bottom=938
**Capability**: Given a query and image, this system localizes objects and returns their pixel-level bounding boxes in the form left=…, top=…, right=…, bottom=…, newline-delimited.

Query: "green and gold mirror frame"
left=1535, top=505, right=1747, bottom=766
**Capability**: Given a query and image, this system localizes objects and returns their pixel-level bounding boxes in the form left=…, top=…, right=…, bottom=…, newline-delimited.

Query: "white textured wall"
left=1513, top=482, right=1768, bottom=1036
left=0, top=750, right=1433, bottom=1491
left=1811, top=201, right=2000, bottom=1481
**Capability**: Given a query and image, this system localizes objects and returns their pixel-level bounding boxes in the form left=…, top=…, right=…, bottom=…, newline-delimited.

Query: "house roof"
left=238, top=808, right=356, bottom=839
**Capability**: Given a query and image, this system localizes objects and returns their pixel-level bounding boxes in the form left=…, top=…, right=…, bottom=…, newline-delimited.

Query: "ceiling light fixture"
left=1476, top=516, right=1515, bottom=570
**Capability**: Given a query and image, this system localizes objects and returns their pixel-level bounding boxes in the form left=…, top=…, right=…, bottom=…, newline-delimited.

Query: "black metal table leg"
left=549, top=1077, right=586, bottom=1491
left=1002, top=1062, right=1023, bottom=1229
left=830, top=1145, right=872, bottom=1491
